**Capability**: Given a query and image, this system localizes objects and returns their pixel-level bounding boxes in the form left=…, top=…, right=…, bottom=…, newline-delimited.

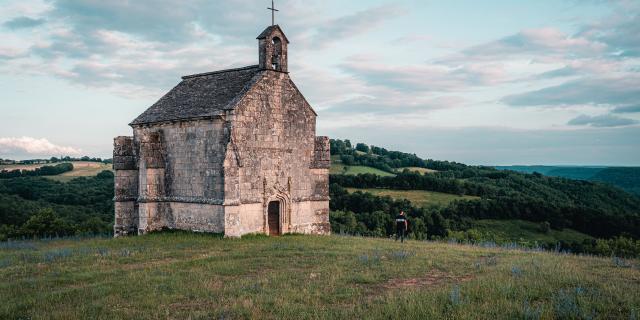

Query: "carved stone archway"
left=264, top=192, right=290, bottom=235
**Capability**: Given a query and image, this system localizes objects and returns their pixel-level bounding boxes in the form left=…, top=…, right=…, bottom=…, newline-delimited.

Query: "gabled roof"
left=130, top=65, right=262, bottom=126
left=256, top=25, right=290, bottom=43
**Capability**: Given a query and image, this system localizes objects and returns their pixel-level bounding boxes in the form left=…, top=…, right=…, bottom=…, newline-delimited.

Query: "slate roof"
left=256, top=25, right=289, bottom=43
left=130, top=65, right=262, bottom=126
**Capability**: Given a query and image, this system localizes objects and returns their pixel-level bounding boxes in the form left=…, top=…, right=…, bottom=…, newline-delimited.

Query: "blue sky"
left=1, top=0, right=639, bottom=165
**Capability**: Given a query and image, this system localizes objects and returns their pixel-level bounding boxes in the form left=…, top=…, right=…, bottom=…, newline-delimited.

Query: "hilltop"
left=1, top=233, right=639, bottom=319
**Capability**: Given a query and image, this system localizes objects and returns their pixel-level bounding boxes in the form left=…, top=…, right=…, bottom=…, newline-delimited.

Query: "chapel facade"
left=113, top=25, right=331, bottom=237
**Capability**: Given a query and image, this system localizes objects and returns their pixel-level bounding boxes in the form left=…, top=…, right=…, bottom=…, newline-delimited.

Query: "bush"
left=20, top=208, right=74, bottom=238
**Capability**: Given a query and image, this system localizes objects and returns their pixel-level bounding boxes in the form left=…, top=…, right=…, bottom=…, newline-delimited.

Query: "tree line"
left=0, top=163, right=74, bottom=179
left=329, top=183, right=640, bottom=257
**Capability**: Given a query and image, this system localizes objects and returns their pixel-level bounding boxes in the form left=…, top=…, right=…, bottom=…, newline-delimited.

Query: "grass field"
left=0, top=163, right=49, bottom=171
left=47, top=162, right=112, bottom=182
left=0, top=161, right=112, bottom=182
left=347, top=188, right=478, bottom=207
left=398, top=167, right=438, bottom=174
left=471, top=219, right=593, bottom=244
left=0, top=233, right=638, bottom=319
left=330, top=155, right=395, bottom=177
left=330, top=165, right=396, bottom=177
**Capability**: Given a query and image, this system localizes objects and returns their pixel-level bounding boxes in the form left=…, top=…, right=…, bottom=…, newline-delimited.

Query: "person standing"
left=395, top=211, right=408, bottom=243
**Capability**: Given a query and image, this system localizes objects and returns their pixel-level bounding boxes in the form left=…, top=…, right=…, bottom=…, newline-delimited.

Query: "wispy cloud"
left=612, top=105, right=640, bottom=113
left=502, top=76, right=640, bottom=107
left=3, top=16, right=44, bottom=29
left=567, top=114, right=638, bottom=127
left=339, top=57, right=508, bottom=92
left=308, top=4, right=405, bottom=48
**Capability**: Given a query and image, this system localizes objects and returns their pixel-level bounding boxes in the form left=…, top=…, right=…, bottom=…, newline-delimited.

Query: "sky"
left=0, top=0, right=639, bottom=165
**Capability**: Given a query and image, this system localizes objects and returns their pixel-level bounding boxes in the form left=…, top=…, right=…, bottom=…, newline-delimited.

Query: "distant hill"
left=495, top=165, right=640, bottom=195
left=329, top=139, right=640, bottom=257
left=591, top=167, right=640, bottom=195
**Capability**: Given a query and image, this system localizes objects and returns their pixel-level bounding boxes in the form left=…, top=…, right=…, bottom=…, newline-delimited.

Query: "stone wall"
left=132, top=119, right=227, bottom=233
left=290, top=200, right=331, bottom=235
left=138, top=202, right=224, bottom=233
left=223, top=70, right=330, bottom=236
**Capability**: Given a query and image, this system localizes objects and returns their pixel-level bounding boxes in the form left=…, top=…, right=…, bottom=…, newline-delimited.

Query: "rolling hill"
left=1, top=233, right=638, bottom=319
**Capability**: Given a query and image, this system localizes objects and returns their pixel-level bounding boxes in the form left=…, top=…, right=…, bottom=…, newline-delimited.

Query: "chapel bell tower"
left=257, top=25, right=289, bottom=73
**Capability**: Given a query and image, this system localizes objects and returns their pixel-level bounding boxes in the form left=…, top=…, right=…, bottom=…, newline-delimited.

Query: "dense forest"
left=0, top=171, right=114, bottom=240
left=495, top=165, right=640, bottom=195
left=329, top=139, right=640, bottom=257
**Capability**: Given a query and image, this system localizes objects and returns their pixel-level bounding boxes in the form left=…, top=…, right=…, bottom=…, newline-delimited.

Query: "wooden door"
left=268, top=201, right=280, bottom=236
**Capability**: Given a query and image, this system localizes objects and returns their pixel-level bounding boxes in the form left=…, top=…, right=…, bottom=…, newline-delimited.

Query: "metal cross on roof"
left=267, top=0, right=279, bottom=26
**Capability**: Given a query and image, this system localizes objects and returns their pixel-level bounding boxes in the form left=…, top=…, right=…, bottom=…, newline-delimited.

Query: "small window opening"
left=271, top=37, right=282, bottom=71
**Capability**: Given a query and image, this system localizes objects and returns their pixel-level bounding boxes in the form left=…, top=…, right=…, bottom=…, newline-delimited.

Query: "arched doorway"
left=267, top=200, right=280, bottom=236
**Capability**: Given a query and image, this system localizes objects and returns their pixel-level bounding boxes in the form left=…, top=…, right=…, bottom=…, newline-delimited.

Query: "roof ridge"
left=182, top=65, right=260, bottom=80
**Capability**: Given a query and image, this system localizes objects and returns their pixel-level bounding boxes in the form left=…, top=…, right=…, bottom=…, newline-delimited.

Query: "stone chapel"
left=113, top=25, right=331, bottom=237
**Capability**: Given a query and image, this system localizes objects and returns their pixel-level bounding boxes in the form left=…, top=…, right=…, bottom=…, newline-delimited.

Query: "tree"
left=20, top=208, right=73, bottom=238
left=97, top=170, right=114, bottom=179
left=340, top=155, right=355, bottom=166
left=355, top=143, right=369, bottom=153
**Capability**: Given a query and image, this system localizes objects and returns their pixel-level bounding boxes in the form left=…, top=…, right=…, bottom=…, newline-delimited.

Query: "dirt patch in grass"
left=381, top=269, right=473, bottom=290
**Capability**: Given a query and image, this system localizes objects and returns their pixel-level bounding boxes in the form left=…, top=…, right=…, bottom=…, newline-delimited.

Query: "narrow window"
left=271, top=37, right=282, bottom=70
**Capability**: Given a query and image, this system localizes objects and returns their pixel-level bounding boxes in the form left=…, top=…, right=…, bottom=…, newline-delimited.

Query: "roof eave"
left=129, top=113, right=225, bottom=128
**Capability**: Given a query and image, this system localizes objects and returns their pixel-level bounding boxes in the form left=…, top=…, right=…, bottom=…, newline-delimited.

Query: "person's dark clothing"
left=395, top=214, right=407, bottom=243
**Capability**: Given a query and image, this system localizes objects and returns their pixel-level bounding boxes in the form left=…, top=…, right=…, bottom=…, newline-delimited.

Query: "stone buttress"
left=113, top=136, right=139, bottom=237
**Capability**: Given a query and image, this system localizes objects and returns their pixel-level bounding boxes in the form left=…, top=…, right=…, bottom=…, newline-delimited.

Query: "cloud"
left=502, top=76, right=640, bottom=107
left=439, top=27, right=606, bottom=65
left=47, top=0, right=323, bottom=45
left=567, top=114, right=638, bottom=127
left=578, top=12, right=640, bottom=57
left=5, top=0, right=397, bottom=98
left=339, top=57, right=508, bottom=92
left=0, top=46, right=27, bottom=59
left=612, top=105, right=640, bottom=113
left=0, top=137, right=81, bottom=156
left=309, top=4, right=405, bottom=47
left=3, top=16, right=45, bottom=29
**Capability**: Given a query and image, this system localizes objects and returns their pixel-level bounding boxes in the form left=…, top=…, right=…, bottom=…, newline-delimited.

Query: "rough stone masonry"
left=113, top=25, right=330, bottom=237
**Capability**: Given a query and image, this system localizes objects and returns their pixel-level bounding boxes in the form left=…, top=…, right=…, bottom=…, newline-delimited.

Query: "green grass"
left=1, top=233, right=638, bottom=319
left=330, top=165, right=396, bottom=177
left=471, top=219, right=594, bottom=244
left=47, top=162, right=113, bottom=182
left=330, top=155, right=395, bottom=177
left=398, top=167, right=438, bottom=174
left=347, top=188, right=478, bottom=207
left=0, top=161, right=112, bottom=182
